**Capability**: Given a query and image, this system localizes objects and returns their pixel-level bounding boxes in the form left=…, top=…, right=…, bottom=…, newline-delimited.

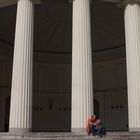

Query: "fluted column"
left=72, top=0, right=93, bottom=131
left=9, top=0, right=34, bottom=133
left=121, top=0, right=140, bottom=131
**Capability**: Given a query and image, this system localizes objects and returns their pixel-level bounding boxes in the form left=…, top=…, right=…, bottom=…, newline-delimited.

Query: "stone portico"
left=0, top=0, right=140, bottom=135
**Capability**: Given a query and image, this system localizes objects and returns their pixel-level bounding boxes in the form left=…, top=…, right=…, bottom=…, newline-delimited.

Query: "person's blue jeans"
left=96, top=125, right=102, bottom=134
left=91, top=125, right=106, bottom=136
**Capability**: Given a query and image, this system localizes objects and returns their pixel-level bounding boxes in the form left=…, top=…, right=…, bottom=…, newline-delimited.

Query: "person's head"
left=96, top=119, right=101, bottom=125
left=90, top=114, right=96, bottom=120
left=93, top=115, right=96, bottom=120
left=90, top=115, right=93, bottom=118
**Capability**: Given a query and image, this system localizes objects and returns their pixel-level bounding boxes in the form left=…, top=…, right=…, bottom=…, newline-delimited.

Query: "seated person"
left=91, top=119, right=106, bottom=137
left=86, top=115, right=96, bottom=135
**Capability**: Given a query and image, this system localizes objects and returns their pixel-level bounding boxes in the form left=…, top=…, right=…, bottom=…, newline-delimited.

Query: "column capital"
left=69, top=0, right=92, bottom=4
left=118, top=0, right=140, bottom=7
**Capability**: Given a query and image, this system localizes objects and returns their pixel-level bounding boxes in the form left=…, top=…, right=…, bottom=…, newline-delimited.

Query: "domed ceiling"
left=0, top=0, right=125, bottom=57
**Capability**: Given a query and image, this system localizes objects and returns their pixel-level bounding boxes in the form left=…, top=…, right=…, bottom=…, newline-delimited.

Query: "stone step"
left=0, top=132, right=140, bottom=140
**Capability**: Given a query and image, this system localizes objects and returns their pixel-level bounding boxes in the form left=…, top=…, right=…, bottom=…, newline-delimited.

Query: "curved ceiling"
left=0, top=0, right=125, bottom=55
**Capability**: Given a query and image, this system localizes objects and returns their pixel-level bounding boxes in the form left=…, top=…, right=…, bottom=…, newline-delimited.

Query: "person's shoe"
left=92, top=133, right=96, bottom=136
left=95, top=135, right=98, bottom=138
left=98, top=134, right=103, bottom=138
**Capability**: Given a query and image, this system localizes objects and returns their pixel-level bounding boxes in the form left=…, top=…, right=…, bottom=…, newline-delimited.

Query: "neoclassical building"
left=0, top=0, right=140, bottom=134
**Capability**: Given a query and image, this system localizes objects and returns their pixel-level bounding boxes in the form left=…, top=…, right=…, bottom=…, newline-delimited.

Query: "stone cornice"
left=21, top=0, right=41, bottom=4
left=118, top=0, right=140, bottom=7
left=33, top=0, right=41, bottom=4
left=0, top=0, right=17, bottom=8
left=0, top=0, right=41, bottom=8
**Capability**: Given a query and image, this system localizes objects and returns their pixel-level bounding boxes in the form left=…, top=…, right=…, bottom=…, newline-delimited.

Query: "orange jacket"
left=86, top=117, right=94, bottom=133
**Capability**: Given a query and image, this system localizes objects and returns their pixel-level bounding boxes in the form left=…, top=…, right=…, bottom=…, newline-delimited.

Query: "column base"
left=129, top=128, right=140, bottom=132
left=9, top=128, right=31, bottom=134
left=71, top=128, right=86, bottom=133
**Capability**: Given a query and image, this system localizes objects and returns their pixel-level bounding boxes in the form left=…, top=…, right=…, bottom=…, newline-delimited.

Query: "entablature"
left=0, top=0, right=40, bottom=8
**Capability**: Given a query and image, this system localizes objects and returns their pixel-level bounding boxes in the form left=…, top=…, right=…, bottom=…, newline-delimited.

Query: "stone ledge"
left=0, top=132, right=140, bottom=140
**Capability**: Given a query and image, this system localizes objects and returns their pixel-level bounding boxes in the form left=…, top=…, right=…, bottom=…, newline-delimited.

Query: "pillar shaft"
left=124, top=2, right=140, bottom=131
left=72, top=0, right=93, bottom=131
left=9, top=0, right=34, bottom=133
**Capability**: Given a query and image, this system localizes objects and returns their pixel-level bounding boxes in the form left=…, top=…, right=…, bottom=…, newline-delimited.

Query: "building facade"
left=0, top=0, right=140, bottom=134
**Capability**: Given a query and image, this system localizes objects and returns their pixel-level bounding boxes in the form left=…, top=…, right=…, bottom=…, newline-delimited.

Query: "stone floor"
left=0, top=132, right=140, bottom=140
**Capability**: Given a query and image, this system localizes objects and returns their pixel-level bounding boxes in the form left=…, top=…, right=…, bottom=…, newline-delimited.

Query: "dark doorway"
left=4, top=96, right=10, bottom=132
left=94, top=99, right=100, bottom=119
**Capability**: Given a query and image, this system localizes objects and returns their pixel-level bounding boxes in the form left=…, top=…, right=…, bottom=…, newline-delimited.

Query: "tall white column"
left=72, top=0, right=93, bottom=131
left=122, top=0, right=140, bottom=131
left=9, top=0, right=34, bottom=133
